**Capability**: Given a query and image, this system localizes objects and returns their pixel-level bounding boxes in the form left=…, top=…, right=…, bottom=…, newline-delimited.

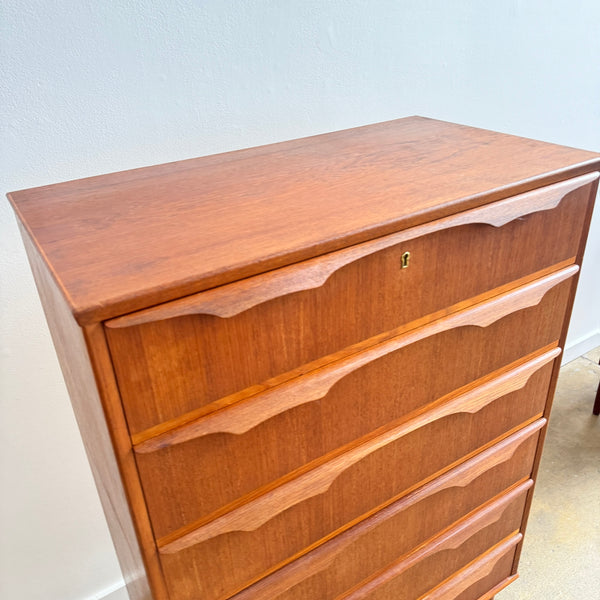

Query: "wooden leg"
left=594, top=380, right=600, bottom=415
left=594, top=359, right=600, bottom=416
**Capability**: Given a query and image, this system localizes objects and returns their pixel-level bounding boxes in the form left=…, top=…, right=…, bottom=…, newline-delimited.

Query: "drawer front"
left=155, top=350, right=547, bottom=600
left=136, top=270, right=571, bottom=538
left=401, top=535, right=519, bottom=600
left=434, top=543, right=518, bottom=600
left=339, top=484, right=529, bottom=600
left=105, top=175, right=594, bottom=433
left=228, top=422, right=542, bottom=600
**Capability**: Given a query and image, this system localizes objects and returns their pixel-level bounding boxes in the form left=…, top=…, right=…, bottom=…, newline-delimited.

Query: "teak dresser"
left=8, top=117, right=600, bottom=600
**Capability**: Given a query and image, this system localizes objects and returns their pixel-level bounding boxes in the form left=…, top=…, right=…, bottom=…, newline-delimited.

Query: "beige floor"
left=498, top=347, right=600, bottom=600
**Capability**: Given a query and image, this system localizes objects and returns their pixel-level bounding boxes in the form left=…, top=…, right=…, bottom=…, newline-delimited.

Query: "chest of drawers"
left=9, top=117, right=599, bottom=600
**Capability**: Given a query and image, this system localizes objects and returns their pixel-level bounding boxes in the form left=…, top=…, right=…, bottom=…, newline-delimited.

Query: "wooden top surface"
left=8, top=116, right=600, bottom=324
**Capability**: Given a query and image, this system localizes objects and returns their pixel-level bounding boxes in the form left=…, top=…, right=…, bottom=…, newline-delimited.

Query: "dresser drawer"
left=105, top=175, right=594, bottom=433
left=336, top=484, right=528, bottom=600
left=136, top=268, right=570, bottom=538
left=425, top=539, right=518, bottom=600
left=228, top=422, right=542, bottom=600
left=154, top=349, right=548, bottom=600
left=163, top=474, right=537, bottom=600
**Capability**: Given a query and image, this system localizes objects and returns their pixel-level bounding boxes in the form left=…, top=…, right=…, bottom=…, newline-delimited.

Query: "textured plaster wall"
left=1, top=2, right=598, bottom=599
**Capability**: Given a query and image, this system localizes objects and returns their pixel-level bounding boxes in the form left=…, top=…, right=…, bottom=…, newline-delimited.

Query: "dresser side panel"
left=18, top=223, right=167, bottom=600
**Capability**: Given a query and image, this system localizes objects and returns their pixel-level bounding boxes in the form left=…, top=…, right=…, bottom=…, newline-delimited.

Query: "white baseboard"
left=87, top=580, right=128, bottom=600
left=562, top=329, right=600, bottom=365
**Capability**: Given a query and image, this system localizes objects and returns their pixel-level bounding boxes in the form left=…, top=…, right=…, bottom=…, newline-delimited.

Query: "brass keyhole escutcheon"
left=401, top=251, right=411, bottom=269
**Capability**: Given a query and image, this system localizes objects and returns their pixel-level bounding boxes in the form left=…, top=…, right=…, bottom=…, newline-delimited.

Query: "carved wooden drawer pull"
left=135, top=268, right=572, bottom=453
left=157, top=349, right=555, bottom=554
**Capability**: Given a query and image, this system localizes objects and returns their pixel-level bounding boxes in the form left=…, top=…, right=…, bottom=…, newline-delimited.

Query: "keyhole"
left=401, top=251, right=411, bottom=269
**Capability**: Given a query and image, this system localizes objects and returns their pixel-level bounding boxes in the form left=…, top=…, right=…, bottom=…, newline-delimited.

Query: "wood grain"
left=418, top=535, right=521, bottom=600
left=470, top=575, right=519, bottom=600
left=336, top=484, right=529, bottom=600
left=138, top=275, right=567, bottom=539
left=106, top=183, right=590, bottom=434
left=133, top=270, right=570, bottom=452
left=8, top=118, right=600, bottom=324
left=159, top=418, right=542, bottom=600
left=129, top=259, right=575, bottom=447
left=18, top=225, right=167, bottom=599
left=137, top=260, right=574, bottom=539
left=110, top=172, right=596, bottom=325
left=229, top=421, right=543, bottom=600
left=156, top=347, right=555, bottom=553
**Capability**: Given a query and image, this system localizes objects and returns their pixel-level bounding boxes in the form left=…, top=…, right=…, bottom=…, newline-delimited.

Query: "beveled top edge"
left=8, top=116, right=600, bottom=324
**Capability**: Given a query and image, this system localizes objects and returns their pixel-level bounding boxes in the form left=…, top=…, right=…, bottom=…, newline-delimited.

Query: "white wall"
left=1, top=2, right=598, bottom=598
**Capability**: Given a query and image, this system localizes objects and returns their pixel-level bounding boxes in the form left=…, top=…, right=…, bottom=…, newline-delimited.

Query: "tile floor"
left=498, top=346, right=600, bottom=599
